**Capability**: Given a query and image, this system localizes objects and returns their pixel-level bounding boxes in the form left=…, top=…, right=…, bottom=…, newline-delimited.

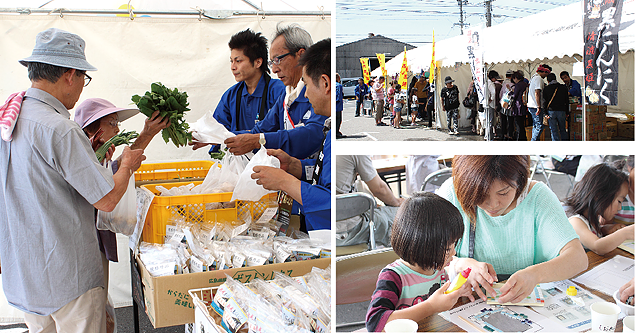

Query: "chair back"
left=336, top=248, right=400, bottom=305
left=421, top=168, right=452, bottom=192
left=336, top=192, right=376, bottom=221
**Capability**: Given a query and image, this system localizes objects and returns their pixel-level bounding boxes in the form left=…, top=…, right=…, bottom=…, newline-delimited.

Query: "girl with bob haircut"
left=566, top=163, right=633, bottom=255
left=438, top=155, right=587, bottom=305
left=366, top=192, right=473, bottom=333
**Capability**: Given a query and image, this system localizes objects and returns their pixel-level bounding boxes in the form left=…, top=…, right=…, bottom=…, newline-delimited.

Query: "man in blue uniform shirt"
left=251, top=38, right=331, bottom=232
left=212, top=29, right=285, bottom=132
left=223, top=24, right=328, bottom=159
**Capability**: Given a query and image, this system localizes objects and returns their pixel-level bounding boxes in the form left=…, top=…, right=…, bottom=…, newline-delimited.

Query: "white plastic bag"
left=231, top=146, right=281, bottom=202
left=97, top=174, right=137, bottom=236
left=195, top=152, right=249, bottom=194
left=189, top=111, right=236, bottom=144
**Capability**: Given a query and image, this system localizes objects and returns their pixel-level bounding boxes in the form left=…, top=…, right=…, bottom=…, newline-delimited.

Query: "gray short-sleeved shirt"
left=335, top=155, right=377, bottom=195
left=0, top=88, right=114, bottom=315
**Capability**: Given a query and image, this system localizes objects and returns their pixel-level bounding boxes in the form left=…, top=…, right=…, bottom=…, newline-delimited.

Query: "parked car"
left=341, top=77, right=359, bottom=98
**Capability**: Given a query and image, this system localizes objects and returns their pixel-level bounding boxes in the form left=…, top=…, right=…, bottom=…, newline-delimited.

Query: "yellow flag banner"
left=430, top=31, right=436, bottom=83
left=398, top=47, right=408, bottom=89
left=376, top=53, right=387, bottom=88
left=360, top=57, right=371, bottom=84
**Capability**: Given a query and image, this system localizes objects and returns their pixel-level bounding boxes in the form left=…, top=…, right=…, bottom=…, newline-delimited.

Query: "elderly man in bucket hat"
left=440, top=75, right=461, bottom=135
left=0, top=28, right=145, bottom=333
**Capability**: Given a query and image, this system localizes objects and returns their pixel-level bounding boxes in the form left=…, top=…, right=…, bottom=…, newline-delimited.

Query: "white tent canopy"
left=370, top=44, right=432, bottom=77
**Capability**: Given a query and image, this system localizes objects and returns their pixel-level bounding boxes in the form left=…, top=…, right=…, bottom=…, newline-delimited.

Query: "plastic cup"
left=590, top=302, right=621, bottom=332
left=384, top=318, right=419, bottom=333
left=624, top=316, right=635, bottom=333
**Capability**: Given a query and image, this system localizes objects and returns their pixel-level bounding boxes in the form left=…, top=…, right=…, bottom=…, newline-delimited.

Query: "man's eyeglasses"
left=268, top=52, right=294, bottom=67
left=83, top=73, right=92, bottom=87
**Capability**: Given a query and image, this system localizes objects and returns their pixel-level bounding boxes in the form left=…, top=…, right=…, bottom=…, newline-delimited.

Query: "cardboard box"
left=618, top=121, right=635, bottom=138
left=135, top=254, right=330, bottom=328
left=606, top=121, right=618, bottom=138
left=571, top=132, right=583, bottom=141
left=569, top=104, right=582, bottom=112
left=570, top=122, right=582, bottom=133
left=597, top=132, right=608, bottom=141
left=571, top=110, right=583, bottom=123
left=585, top=105, right=607, bottom=114
left=586, top=133, right=598, bottom=141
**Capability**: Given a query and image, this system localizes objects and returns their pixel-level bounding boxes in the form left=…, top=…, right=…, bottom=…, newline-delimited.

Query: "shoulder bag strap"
left=546, top=87, right=558, bottom=110
left=235, top=82, right=244, bottom=130
left=259, top=73, right=271, bottom=121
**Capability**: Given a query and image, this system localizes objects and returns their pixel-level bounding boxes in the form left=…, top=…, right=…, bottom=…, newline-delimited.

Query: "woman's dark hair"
left=229, top=29, right=270, bottom=74
left=391, top=192, right=464, bottom=271
left=512, top=71, right=525, bottom=81
left=546, top=73, right=557, bottom=82
left=487, top=70, right=499, bottom=80
left=452, top=155, right=530, bottom=225
left=566, top=163, right=629, bottom=235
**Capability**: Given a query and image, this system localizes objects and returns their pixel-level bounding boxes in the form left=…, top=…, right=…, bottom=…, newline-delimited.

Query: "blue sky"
left=336, top=0, right=579, bottom=46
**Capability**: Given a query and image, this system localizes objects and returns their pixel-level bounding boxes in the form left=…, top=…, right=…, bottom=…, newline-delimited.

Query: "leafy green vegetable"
left=209, top=146, right=227, bottom=160
left=131, top=82, right=192, bottom=147
left=96, top=130, right=139, bottom=163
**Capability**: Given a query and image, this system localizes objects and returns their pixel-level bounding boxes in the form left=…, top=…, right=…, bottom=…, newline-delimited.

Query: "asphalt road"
left=337, top=99, right=484, bottom=142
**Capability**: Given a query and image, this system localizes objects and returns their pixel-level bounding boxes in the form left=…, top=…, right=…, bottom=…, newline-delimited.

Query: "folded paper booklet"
left=486, top=282, right=545, bottom=306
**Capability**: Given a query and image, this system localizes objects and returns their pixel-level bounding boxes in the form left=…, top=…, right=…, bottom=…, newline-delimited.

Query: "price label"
left=256, top=207, right=278, bottom=224
left=275, top=245, right=292, bottom=263
left=190, top=255, right=205, bottom=273
left=246, top=254, right=267, bottom=267
left=166, top=225, right=177, bottom=238
left=232, top=253, right=246, bottom=268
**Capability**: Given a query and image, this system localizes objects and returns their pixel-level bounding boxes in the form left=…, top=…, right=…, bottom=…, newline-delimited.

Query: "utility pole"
left=485, top=0, right=492, bottom=27
left=454, top=0, right=469, bottom=35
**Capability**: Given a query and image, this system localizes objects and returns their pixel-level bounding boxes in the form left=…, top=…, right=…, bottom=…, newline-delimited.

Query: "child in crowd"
left=566, top=163, right=634, bottom=255
left=410, top=87, right=419, bottom=126
left=393, top=84, right=406, bottom=129
left=366, top=192, right=473, bottom=332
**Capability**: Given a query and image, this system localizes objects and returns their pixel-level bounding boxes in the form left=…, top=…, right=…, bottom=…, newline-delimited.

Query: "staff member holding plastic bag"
left=251, top=38, right=331, bottom=232
left=0, top=28, right=145, bottom=333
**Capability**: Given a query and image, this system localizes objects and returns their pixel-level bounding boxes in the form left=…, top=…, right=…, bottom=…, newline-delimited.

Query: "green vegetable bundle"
left=96, top=130, right=139, bottom=163
left=131, top=82, right=192, bottom=147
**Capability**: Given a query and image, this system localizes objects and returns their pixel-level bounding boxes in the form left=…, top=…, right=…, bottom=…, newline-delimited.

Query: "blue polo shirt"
left=568, top=79, right=582, bottom=98
left=300, top=129, right=331, bottom=231
left=336, top=82, right=344, bottom=113
left=213, top=73, right=285, bottom=132
left=237, top=85, right=328, bottom=159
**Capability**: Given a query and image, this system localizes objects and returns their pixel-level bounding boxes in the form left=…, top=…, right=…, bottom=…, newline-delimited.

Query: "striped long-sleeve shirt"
left=366, top=259, right=448, bottom=332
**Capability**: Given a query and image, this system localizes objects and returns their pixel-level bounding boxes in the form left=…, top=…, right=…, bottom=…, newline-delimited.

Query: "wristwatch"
left=259, top=133, right=266, bottom=146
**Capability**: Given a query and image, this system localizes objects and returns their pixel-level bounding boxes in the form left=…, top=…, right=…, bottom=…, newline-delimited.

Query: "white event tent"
left=376, top=1, right=634, bottom=130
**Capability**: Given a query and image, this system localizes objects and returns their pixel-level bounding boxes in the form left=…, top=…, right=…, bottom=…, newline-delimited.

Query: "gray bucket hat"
left=19, top=28, right=97, bottom=71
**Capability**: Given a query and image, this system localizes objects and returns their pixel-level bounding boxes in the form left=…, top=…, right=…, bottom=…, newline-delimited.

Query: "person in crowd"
left=211, top=29, right=285, bottom=134
left=368, top=78, right=376, bottom=116
left=74, top=98, right=169, bottom=330
left=201, top=24, right=327, bottom=159
left=510, top=71, right=528, bottom=141
left=441, top=76, right=460, bottom=135
left=410, top=87, right=419, bottom=126
left=466, top=79, right=479, bottom=134
left=335, top=155, right=404, bottom=247
left=426, top=84, right=435, bottom=128
left=560, top=71, right=582, bottom=101
left=566, top=163, right=634, bottom=255
left=407, top=75, right=418, bottom=120
left=414, top=75, right=429, bottom=121
left=250, top=38, right=331, bottom=232
left=438, top=155, right=587, bottom=303
left=366, top=192, right=474, bottom=333
left=493, top=74, right=503, bottom=139
left=484, top=71, right=499, bottom=141
left=0, top=28, right=145, bottom=332
left=393, top=84, right=406, bottom=129
left=354, top=77, right=368, bottom=117
left=542, top=73, right=569, bottom=141
left=335, top=73, right=345, bottom=138
left=387, top=81, right=396, bottom=126
left=528, top=65, right=550, bottom=141
left=499, top=70, right=515, bottom=141
left=373, top=76, right=387, bottom=126
left=613, top=156, right=634, bottom=225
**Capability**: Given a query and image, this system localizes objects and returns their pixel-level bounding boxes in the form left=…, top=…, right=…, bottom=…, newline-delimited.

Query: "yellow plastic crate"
left=140, top=181, right=277, bottom=244
left=134, top=161, right=214, bottom=183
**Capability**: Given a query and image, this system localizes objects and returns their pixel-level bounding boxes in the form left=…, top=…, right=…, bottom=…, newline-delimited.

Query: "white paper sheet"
left=572, top=255, right=635, bottom=296
left=531, top=279, right=605, bottom=331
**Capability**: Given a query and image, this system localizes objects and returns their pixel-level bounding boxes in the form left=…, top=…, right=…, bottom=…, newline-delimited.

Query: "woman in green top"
left=438, top=155, right=587, bottom=304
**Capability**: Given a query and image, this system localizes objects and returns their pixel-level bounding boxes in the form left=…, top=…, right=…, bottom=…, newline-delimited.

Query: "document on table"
left=619, top=240, right=635, bottom=254
left=438, top=298, right=567, bottom=332
left=531, top=279, right=605, bottom=332
left=572, top=255, right=635, bottom=296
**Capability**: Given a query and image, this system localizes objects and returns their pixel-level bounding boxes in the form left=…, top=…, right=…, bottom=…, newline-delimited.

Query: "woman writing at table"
left=438, top=155, right=588, bottom=304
